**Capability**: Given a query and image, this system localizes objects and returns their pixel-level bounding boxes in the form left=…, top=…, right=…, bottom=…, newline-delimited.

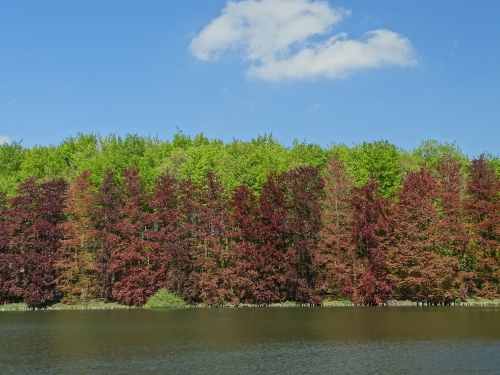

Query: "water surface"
left=1, top=306, right=500, bottom=374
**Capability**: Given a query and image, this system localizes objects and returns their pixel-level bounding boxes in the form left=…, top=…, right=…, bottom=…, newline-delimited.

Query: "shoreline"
left=2, top=299, right=500, bottom=312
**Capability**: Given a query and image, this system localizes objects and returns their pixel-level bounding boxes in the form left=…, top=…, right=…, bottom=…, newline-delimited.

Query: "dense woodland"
left=1, top=133, right=499, bottom=307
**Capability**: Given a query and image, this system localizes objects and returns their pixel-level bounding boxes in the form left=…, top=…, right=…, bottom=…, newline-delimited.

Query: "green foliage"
left=0, top=141, right=25, bottom=196
left=155, top=134, right=326, bottom=193
left=330, top=140, right=401, bottom=198
left=215, top=135, right=288, bottom=191
left=18, top=145, right=67, bottom=181
left=0, top=141, right=25, bottom=174
left=0, top=132, right=489, bottom=201
left=398, top=149, right=421, bottom=179
left=144, top=288, right=187, bottom=308
left=158, top=147, right=189, bottom=180
left=412, top=140, right=469, bottom=169
left=0, top=303, right=29, bottom=311
left=483, top=153, right=500, bottom=178
left=1, top=131, right=331, bottom=196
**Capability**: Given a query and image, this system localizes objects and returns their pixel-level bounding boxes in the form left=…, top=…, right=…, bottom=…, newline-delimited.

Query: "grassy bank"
left=464, top=297, right=500, bottom=306
left=0, top=301, right=133, bottom=311
left=47, top=301, right=133, bottom=310
left=0, top=303, right=30, bottom=311
left=2, top=298, right=500, bottom=312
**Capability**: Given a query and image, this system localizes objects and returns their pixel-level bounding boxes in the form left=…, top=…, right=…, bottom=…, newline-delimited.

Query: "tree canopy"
left=1, top=133, right=499, bottom=307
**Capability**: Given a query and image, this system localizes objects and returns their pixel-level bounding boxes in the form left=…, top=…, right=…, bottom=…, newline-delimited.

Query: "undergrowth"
left=144, top=288, right=187, bottom=309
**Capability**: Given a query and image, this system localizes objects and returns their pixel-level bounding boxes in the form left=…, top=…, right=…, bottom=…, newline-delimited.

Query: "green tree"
left=412, top=140, right=468, bottom=169
left=0, top=141, right=25, bottom=196
left=330, top=140, right=401, bottom=198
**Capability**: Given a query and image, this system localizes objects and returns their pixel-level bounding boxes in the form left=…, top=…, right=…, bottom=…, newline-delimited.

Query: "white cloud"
left=190, top=0, right=416, bottom=82
left=0, top=135, right=11, bottom=145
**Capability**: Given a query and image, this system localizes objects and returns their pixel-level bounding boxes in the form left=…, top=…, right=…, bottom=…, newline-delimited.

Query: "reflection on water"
left=1, top=307, right=500, bottom=374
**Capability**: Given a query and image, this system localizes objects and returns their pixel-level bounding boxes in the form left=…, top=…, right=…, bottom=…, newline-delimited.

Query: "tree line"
left=1, top=152, right=499, bottom=307
left=3, top=131, right=499, bottom=199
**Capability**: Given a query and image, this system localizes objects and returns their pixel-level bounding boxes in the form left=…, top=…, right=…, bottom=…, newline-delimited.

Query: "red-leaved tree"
left=254, top=171, right=289, bottom=303
left=386, top=168, right=465, bottom=303
left=245, top=167, right=324, bottom=304
left=351, top=180, right=392, bottom=305
left=4, top=178, right=68, bottom=307
left=281, top=167, right=324, bottom=304
left=111, top=169, right=155, bottom=305
left=464, top=156, right=500, bottom=297
left=434, top=158, right=469, bottom=261
left=226, top=185, right=261, bottom=304
left=191, top=171, right=231, bottom=304
left=56, top=171, right=99, bottom=303
left=317, top=158, right=359, bottom=301
left=151, top=174, right=199, bottom=302
left=95, top=170, right=121, bottom=299
left=0, top=192, right=13, bottom=304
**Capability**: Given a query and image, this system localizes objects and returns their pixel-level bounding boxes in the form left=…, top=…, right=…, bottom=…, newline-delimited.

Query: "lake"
left=1, top=306, right=500, bottom=374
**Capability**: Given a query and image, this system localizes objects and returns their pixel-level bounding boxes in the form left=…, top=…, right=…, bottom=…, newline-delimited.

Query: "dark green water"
left=1, top=307, right=500, bottom=374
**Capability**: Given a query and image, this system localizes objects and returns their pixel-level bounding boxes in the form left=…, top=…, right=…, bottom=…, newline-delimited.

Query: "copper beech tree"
left=318, top=159, right=390, bottom=305
left=110, top=169, right=155, bottom=305
left=150, top=174, right=196, bottom=302
left=464, top=156, right=500, bottom=297
left=0, top=192, right=12, bottom=304
left=56, top=171, right=99, bottom=303
left=434, top=158, right=470, bottom=263
left=247, top=167, right=324, bottom=304
left=1, top=156, right=500, bottom=307
left=226, top=185, right=262, bottom=304
left=350, top=180, right=392, bottom=305
left=94, top=170, right=121, bottom=299
left=253, top=170, right=290, bottom=303
left=318, top=159, right=359, bottom=300
left=1, top=178, right=67, bottom=307
left=385, top=168, right=465, bottom=303
left=196, top=171, right=233, bottom=304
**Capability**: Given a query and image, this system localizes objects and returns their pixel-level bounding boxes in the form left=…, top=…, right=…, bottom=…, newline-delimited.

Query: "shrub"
left=144, top=288, right=187, bottom=308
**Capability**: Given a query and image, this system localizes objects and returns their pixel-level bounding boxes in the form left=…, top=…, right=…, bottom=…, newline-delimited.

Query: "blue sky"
left=1, top=1, right=499, bottom=157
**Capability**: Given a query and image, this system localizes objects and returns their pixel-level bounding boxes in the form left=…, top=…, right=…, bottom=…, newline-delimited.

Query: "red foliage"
left=56, top=171, right=99, bottom=303
left=351, top=180, right=391, bottom=305
left=386, top=168, right=465, bottom=303
left=281, top=167, right=324, bottom=304
left=0, top=192, right=13, bottom=304
left=464, top=156, right=500, bottom=297
left=242, top=167, right=324, bottom=304
left=156, top=179, right=200, bottom=303
left=2, top=157, right=498, bottom=306
left=226, top=185, right=261, bottom=304
left=317, top=159, right=359, bottom=301
left=149, top=173, right=187, bottom=297
left=318, top=160, right=392, bottom=305
left=95, top=170, right=121, bottom=299
left=158, top=181, right=200, bottom=302
left=2, top=178, right=68, bottom=307
left=192, top=171, right=231, bottom=304
left=110, top=169, right=155, bottom=305
left=253, top=171, right=289, bottom=303
left=434, top=158, right=469, bottom=259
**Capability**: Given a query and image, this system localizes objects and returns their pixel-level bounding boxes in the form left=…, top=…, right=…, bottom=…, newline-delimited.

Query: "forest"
left=1, top=132, right=499, bottom=307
